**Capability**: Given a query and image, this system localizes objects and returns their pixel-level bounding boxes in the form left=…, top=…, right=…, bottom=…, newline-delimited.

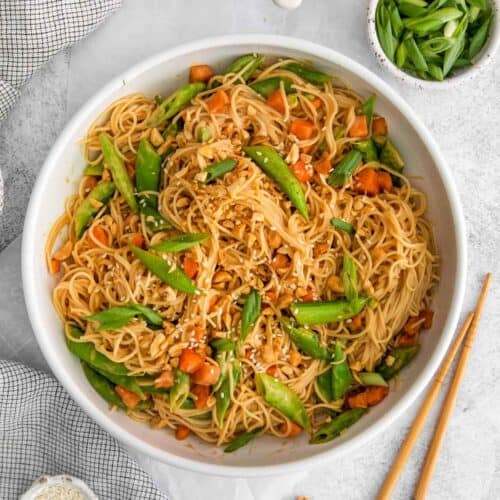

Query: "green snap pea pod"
left=403, top=8, right=464, bottom=35
left=358, top=372, right=388, bottom=387
left=139, top=384, right=169, bottom=395
left=151, top=232, right=210, bottom=253
left=130, top=244, right=199, bottom=294
left=469, top=14, right=492, bottom=59
left=81, top=362, right=126, bottom=410
left=210, top=338, right=237, bottom=352
left=353, top=139, right=378, bottom=162
left=255, top=373, right=311, bottom=432
left=84, top=304, right=162, bottom=330
left=309, top=408, right=367, bottom=444
left=136, top=138, right=161, bottom=208
left=243, top=145, right=309, bottom=220
left=314, top=366, right=333, bottom=402
left=83, top=163, right=104, bottom=176
left=327, top=150, right=363, bottom=187
left=148, top=82, right=206, bottom=127
left=170, top=369, right=190, bottom=411
left=215, top=361, right=241, bottom=426
left=361, top=95, right=376, bottom=129
left=282, top=63, right=332, bottom=85
left=331, top=342, right=352, bottom=400
left=92, top=366, right=145, bottom=398
left=224, top=427, right=263, bottom=453
left=139, top=202, right=173, bottom=232
left=163, top=121, right=179, bottom=138
left=280, top=317, right=330, bottom=360
left=240, top=288, right=262, bottom=342
left=290, top=296, right=371, bottom=326
left=99, top=133, right=138, bottom=213
left=74, top=181, right=115, bottom=239
left=202, top=159, right=237, bottom=183
left=330, top=218, right=355, bottom=235
left=225, top=54, right=263, bottom=80
left=342, top=254, right=358, bottom=304
left=66, top=325, right=130, bottom=376
left=377, top=345, right=420, bottom=380
left=249, top=77, right=294, bottom=98
left=379, top=139, right=405, bottom=172
left=127, top=303, right=163, bottom=326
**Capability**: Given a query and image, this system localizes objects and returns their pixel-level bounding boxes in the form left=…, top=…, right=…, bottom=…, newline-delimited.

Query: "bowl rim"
left=22, top=34, right=467, bottom=477
left=366, top=0, right=500, bottom=89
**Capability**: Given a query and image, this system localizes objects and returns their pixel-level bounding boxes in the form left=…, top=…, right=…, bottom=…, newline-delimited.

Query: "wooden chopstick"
left=414, top=273, right=491, bottom=499
left=378, top=273, right=491, bottom=500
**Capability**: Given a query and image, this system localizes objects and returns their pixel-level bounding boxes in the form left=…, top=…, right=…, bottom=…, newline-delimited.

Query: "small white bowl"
left=367, top=0, right=500, bottom=89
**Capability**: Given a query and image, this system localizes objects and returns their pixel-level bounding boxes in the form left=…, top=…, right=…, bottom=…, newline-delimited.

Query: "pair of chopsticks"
left=378, top=273, right=491, bottom=500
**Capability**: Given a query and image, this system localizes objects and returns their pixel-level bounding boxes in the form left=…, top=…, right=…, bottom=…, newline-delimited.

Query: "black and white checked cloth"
left=0, top=360, right=169, bottom=500
left=0, top=0, right=122, bottom=121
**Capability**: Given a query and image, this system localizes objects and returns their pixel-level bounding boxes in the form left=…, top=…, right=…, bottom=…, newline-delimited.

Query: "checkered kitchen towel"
left=0, top=360, right=169, bottom=499
left=0, top=0, right=122, bottom=121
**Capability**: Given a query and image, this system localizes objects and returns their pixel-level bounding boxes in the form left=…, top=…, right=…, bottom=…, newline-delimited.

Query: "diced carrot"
left=87, top=226, right=109, bottom=248
left=348, top=115, right=369, bottom=138
left=271, top=253, right=290, bottom=270
left=265, top=290, right=277, bottom=302
left=131, top=233, right=145, bottom=248
left=125, top=161, right=135, bottom=179
left=350, top=314, right=363, bottom=330
left=53, top=240, right=73, bottom=261
left=302, top=288, right=315, bottom=302
left=182, top=257, right=198, bottom=279
left=377, top=171, right=393, bottom=192
left=314, top=156, right=331, bottom=175
left=83, top=176, right=97, bottom=193
left=372, top=116, right=388, bottom=136
left=192, top=362, right=220, bottom=385
left=193, top=326, right=205, bottom=342
left=191, top=384, right=210, bottom=409
left=115, top=386, right=141, bottom=409
left=311, top=97, right=322, bottom=109
left=179, top=348, right=205, bottom=374
left=189, top=64, right=214, bottom=83
left=397, top=333, right=418, bottom=347
left=353, top=168, right=380, bottom=196
left=49, top=258, right=61, bottom=274
left=175, top=425, right=190, bottom=440
left=290, top=119, right=315, bottom=140
left=290, top=160, right=312, bottom=183
left=347, top=386, right=389, bottom=409
left=279, top=421, right=302, bottom=437
left=267, top=89, right=286, bottom=114
left=266, top=365, right=280, bottom=378
left=154, top=369, right=174, bottom=389
left=207, top=89, right=229, bottom=113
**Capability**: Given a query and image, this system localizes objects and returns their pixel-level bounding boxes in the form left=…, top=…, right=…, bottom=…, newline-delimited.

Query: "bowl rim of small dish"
left=367, top=0, right=500, bottom=89
left=22, top=34, right=467, bottom=477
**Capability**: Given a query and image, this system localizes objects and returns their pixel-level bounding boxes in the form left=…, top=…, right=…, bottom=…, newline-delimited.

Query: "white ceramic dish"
left=22, top=35, right=466, bottom=477
left=367, top=0, right=500, bottom=89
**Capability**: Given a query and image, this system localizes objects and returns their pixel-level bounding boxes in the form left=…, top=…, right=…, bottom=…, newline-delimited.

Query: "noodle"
left=46, top=57, right=438, bottom=446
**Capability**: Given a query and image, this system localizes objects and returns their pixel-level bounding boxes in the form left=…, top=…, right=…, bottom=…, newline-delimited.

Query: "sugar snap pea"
left=243, top=145, right=309, bottom=220
left=136, top=138, right=161, bottom=208
left=309, top=408, right=367, bottom=444
left=84, top=303, right=162, bottom=330
left=202, top=159, right=237, bottom=183
left=330, top=218, right=355, bottom=235
left=379, top=139, right=405, bottom=172
left=83, top=163, right=104, bottom=176
left=66, top=324, right=130, bottom=376
left=255, top=373, right=311, bottom=432
left=290, top=296, right=371, bottom=325
left=81, top=362, right=126, bottom=410
left=358, top=372, right=388, bottom=387
left=342, top=255, right=358, bottom=304
left=331, top=342, right=352, bottom=400
left=327, top=150, right=363, bottom=187
left=280, top=317, right=330, bottom=360
left=353, top=139, right=378, bottom=162
left=314, top=366, right=333, bottom=402
left=99, top=133, right=138, bottom=213
left=148, top=82, right=206, bottom=127
left=225, top=54, right=263, bottom=81
left=210, top=338, right=237, bottom=353
left=362, top=95, right=376, bottom=129
left=139, top=202, right=173, bottom=232
left=377, top=345, right=420, bottom=379
left=130, top=244, right=199, bottom=294
left=74, top=181, right=115, bottom=239
left=240, top=288, right=261, bottom=342
left=282, top=63, right=332, bottom=85
left=92, top=366, right=145, bottom=398
left=249, top=77, right=294, bottom=98
left=151, top=233, right=210, bottom=253
left=224, top=427, right=263, bottom=453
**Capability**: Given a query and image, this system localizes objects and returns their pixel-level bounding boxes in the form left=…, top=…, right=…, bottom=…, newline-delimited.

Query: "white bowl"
left=367, top=0, right=500, bottom=89
left=22, top=35, right=467, bottom=477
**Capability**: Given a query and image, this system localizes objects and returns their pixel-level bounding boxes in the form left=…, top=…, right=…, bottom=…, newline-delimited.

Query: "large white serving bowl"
left=22, top=35, right=466, bottom=477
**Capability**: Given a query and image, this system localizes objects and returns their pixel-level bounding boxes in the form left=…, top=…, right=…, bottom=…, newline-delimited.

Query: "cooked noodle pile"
left=46, top=57, right=438, bottom=446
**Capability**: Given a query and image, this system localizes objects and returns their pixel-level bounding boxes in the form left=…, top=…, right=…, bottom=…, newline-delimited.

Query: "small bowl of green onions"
left=368, top=0, right=499, bottom=87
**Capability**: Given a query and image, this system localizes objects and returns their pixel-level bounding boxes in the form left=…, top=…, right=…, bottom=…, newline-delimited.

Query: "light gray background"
left=1, top=1, right=499, bottom=499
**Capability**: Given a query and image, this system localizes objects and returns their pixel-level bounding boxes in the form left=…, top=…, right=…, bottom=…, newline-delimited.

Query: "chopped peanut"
left=289, top=350, right=302, bottom=367
left=271, top=253, right=290, bottom=270
left=277, top=293, right=294, bottom=309
left=268, top=230, right=282, bottom=249
left=327, top=275, right=344, bottom=293
left=150, top=128, right=164, bottom=147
